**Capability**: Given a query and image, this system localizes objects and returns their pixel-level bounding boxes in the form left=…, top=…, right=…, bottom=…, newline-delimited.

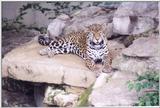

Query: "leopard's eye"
left=87, top=32, right=93, bottom=38
left=99, top=40, right=104, bottom=45
left=90, top=41, right=96, bottom=46
left=100, top=32, right=104, bottom=37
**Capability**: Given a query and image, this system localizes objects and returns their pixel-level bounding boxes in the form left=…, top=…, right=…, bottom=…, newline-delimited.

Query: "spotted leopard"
left=38, top=24, right=112, bottom=74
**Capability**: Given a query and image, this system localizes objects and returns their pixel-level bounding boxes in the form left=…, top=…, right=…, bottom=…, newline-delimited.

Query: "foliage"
left=2, top=2, right=120, bottom=32
left=2, top=2, right=49, bottom=32
left=127, top=71, right=159, bottom=106
left=77, top=84, right=93, bottom=107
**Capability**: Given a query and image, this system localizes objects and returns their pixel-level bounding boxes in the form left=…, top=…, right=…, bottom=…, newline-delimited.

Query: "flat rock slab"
left=2, top=39, right=96, bottom=88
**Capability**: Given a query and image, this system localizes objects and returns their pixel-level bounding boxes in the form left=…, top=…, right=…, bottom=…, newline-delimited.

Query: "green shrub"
left=127, top=71, right=159, bottom=106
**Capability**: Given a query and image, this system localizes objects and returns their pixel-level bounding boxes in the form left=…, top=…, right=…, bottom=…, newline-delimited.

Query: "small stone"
left=54, top=93, right=78, bottom=107
left=64, top=86, right=85, bottom=96
left=43, top=86, right=78, bottom=107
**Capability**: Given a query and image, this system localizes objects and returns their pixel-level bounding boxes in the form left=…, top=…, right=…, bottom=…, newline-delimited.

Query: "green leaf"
left=128, top=82, right=134, bottom=91
left=77, top=84, right=93, bottom=107
left=135, top=82, right=142, bottom=92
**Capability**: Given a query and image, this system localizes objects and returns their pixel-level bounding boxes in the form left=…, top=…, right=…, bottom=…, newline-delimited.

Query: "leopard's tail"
left=38, top=35, right=52, bottom=46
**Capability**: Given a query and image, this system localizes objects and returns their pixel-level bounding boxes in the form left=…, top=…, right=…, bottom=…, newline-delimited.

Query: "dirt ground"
left=2, top=29, right=38, bottom=107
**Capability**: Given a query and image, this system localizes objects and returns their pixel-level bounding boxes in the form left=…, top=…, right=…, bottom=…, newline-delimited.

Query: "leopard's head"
left=85, top=24, right=107, bottom=49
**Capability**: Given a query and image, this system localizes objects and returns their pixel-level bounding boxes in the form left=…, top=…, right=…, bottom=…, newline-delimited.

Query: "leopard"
left=38, top=24, right=112, bottom=75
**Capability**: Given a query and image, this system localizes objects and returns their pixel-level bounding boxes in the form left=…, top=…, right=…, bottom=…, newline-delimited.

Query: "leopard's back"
left=66, top=30, right=88, bottom=52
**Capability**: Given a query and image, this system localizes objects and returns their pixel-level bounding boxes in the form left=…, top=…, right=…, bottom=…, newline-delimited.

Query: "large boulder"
left=89, top=71, right=138, bottom=106
left=114, top=2, right=158, bottom=18
left=122, top=36, right=160, bottom=57
left=64, top=6, right=114, bottom=38
left=112, top=36, right=160, bottom=75
left=64, top=14, right=113, bottom=35
left=47, top=14, right=70, bottom=38
left=71, top=6, right=102, bottom=18
left=113, top=2, right=158, bottom=35
left=2, top=39, right=96, bottom=88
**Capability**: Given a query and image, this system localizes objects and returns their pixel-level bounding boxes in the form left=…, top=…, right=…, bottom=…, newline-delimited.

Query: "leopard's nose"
left=94, top=59, right=103, bottom=64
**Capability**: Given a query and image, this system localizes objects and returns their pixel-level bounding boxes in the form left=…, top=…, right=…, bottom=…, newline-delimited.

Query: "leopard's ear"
left=84, top=25, right=90, bottom=33
left=101, top=23, right=107, bottom=31
left=105, top=23, right=113, bottom=38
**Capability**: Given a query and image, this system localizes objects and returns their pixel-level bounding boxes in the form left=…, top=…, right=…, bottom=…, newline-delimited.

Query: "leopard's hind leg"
left=39, top=39, right=68, bottom=57
left=39, top=47, right=59, bottom=58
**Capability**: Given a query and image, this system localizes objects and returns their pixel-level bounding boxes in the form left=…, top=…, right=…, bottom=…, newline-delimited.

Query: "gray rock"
left=131, top=17, right=155, bottom=35
left=89, top=71, right=138, bottom=106
left=47, top=14, right=70, bottom=38
left=108, top=40, right=125, bottom=59
left=64, top=6, right=114, bottom=35
left=112, top=55, right=148, bottom=75
left=71, top=6, right=102, bottom=18
left=115, top=2, right=158, bottom=18
left=64, top=14, right=113, bottom=35
left=147, top=57, right=160, bottom=72
left=112, top=55, right=160, bottom=75
left=113, top=16, right=131, bottom=35
left=43, top=86, right=78, bottom=107
left=122, top=36, right=160, bottom=57
left=113, top=2, right=158, bottom=35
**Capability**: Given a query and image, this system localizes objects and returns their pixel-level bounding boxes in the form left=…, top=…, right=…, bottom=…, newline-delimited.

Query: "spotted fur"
left=38, top=24, right=112, bottom=74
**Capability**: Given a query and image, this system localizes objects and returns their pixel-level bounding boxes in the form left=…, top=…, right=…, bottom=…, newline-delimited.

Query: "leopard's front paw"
left=47, top=51, right=56, bottom=58
left=39, top=49, right=48, bottom=56
left=102, top=66, right=112, bottom=73
left=39, top=48, right=55, bottom=58
left=89, top=65, right=98, bottom=71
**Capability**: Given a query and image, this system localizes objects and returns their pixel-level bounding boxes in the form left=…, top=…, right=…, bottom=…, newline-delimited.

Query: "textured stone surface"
left=64, top=8, right=114, bottom=35
left=71, top=6, right=102, bottom=18
left=113, top=2, right=158, bottom=35
left=2, top=39, right=96, bottom=88
left=43, top=87, right=78, bottom=107
left=122, top=36, right=160, bottom=57
left=112, top=55, right=160, bottom=75
left=114, top=2, right=158, bottom=18
left=107, top=40, right=125, bottom=59
left=112, top=55, right=148, bottom=75
left=113, top=16, right=131, bottom=35
left=64, top=86, right=86, bottom=96
left=47, top=14, right=70, bottom=38
left=89, top=71, right=138, bottom=106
